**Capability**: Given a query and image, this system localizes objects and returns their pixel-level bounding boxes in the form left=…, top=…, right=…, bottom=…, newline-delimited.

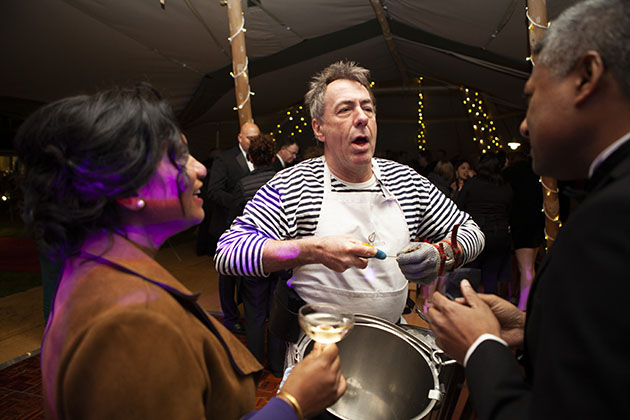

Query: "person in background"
left=273, top=137, right=300, bottom=172
left=428, top=1, right=630, bottom=417
left=455, top=153, right=513, bottom=296
left=230, top=134, right=286, bottom=377
left=208, top=122, right=260, bottom=334
left=503, top=149, right=544, bottom=310
left=427, top=160, right=455, bottom=196
left=15, top=86, right=345, bottom=420
left=451, top=159, right=471, bottom=199
left=214, top=61, right=484, bottom=373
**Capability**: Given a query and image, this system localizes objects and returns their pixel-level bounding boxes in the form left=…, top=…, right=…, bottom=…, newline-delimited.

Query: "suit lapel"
left=235, top=148, right=249, bottom=175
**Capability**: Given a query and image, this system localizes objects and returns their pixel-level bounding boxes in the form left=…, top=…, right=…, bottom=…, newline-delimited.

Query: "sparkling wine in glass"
left=298, top=303, right=354, bottom=344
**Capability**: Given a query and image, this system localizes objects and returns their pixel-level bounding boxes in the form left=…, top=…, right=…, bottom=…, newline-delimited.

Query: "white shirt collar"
left=588, top=132, right=630, bottom=179
left=239, top=144, right=254, bottom=171
left=276, top=153, right=286, bottom=168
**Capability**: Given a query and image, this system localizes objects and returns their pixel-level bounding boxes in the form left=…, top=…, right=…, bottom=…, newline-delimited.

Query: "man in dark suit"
left=208, top=122, right=260, bottom=333
left=272, top=137, right=299, bottom=172
left=428, top=1, right=630, bottom=418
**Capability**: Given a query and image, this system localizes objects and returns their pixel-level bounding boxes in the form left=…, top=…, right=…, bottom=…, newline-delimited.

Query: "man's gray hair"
left=304, top=61, right=376, bottom=121
left=534, top=0, right=630, bottom=98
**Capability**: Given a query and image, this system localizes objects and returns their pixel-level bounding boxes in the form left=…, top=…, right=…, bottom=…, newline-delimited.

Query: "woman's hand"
left=281, top=343, right=347, bottom=418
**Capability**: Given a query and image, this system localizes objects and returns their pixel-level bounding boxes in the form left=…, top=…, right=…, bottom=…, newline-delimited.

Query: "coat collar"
left=586, top=137, right=630, bottom=193
left=81, top=232, right=199, bottom=301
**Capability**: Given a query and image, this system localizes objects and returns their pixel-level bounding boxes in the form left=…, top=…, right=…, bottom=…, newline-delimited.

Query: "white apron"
left=292, top=159, right=410, bottom=323
left=282, top=159, right=411, bottom=373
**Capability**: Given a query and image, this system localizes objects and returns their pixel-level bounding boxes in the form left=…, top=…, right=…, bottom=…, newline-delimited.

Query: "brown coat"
left=41, top=232, right=263, bottom=419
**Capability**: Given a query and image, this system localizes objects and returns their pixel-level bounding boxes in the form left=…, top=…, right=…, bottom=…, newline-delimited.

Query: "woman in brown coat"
left=15, top=86, right=345, bottom=420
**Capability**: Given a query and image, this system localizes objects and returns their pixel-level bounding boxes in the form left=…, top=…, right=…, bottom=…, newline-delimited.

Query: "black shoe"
left=230, top=322, right=246, bottom=335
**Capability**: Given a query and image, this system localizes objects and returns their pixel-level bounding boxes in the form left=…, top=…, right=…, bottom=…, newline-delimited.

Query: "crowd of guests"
left=406, top=147, right=545, bottom=310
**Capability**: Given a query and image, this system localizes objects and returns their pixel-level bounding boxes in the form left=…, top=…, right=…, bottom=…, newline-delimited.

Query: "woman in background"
left=503, top=150, right=545, bottom=310
left=15, top=86, right=345, bottom=420
left=451, top=159, right=471, bottom=199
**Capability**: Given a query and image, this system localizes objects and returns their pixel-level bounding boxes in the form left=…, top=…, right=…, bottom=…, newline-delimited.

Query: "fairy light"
left=525, top=6, right=550, bottom=65
left=416, top=77, right=427, bottom=151
left=268, top=103, right=310, bottom=140
left=460, top=86, right=503, bottom=152
left=539, top=177, right=561, bottom=246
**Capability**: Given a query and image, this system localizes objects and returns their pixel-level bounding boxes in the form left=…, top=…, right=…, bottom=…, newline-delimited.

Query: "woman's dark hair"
left=14, top=85, right=188, bottom=262
left=248, top=134, right=275, bottom=168
left=476, top=153, right=505, bottom=185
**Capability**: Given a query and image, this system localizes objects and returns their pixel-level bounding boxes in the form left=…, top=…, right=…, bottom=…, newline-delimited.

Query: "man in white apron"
left=214, top=61, right=485, bottom=373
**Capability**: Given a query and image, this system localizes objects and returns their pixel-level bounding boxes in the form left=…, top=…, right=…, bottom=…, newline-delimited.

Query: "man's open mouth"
left=353, top=136, right=369, bottom=146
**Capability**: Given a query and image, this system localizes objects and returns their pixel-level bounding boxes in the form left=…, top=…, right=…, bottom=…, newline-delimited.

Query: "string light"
left=416, top=77, right=427, bottom=151
left=268, top=103, right=310, bottom=140
left=228, top=12, right=254, bottom=112
left=460, top=86, right=503, bottom=153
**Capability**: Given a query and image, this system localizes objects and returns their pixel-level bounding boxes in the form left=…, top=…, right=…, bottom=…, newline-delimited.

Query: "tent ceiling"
left=1, top=0, right=578, bottom=148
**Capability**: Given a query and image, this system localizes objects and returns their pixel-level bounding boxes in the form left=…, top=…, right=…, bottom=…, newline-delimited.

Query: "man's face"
left=313, top=79, right=377, bottom=182
left=520, top=64, right=581, bottom=179
left=238, top=123, right=260, bottom=153
left=279, top=143, right=299, bottom=164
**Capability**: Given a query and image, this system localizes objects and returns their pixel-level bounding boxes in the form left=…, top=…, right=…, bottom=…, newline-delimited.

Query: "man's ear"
left=117, top=197, right=145, bottom=211
left=574, top=50, right=605, bottom=105
left=312, top=118, right=325, bottom=142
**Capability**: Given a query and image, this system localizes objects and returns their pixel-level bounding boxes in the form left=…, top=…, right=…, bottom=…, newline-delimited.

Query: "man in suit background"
left=273, top=137, right=299, bottom=172
left=208, top=122, right=260, bottom=333
left=428, top=0, right=630, bottom=418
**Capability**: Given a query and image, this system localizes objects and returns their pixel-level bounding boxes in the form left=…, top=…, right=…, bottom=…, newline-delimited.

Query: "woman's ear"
left=117, top=197, right=145, bottom=211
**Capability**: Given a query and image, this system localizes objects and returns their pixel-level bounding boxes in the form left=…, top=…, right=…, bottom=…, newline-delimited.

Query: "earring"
left=136, top=199, right=145, bottom=209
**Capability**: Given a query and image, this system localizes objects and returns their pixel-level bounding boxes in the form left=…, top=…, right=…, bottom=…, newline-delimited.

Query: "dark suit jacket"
left=466, top=139, right=630, bottom=419
left=228, top=166, right=276, bottom=223
left=207, top=146, right=250, bottom=248
left=272, top=156, right=285, bottom=173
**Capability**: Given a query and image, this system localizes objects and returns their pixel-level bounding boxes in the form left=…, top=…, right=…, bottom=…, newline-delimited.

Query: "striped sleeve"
left=214, top=159, right=326, bottom=277
left=376, top=159, right=484, bottom=264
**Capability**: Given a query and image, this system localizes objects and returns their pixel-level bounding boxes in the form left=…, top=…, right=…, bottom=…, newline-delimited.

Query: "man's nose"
left=355, top=108, right=369, bottom=127
left=519, top=118, right=529, bottom=139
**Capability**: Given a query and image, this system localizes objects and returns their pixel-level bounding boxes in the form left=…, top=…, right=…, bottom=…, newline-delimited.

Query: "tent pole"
left=227, top=0, right=253, bottom=126
left=526, top=0, right=560, bottom=249
left=369, top=0, right=408, bottom=85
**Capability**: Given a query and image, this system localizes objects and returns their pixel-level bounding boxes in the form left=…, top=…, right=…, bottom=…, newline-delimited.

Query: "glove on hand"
left=396, top=241, right=455, bottom=285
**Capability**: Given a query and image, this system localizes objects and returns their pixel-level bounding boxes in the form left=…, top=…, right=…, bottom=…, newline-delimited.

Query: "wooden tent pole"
left=526, top=0, right=560, bottom=249
left=227, top=0, right=253, bottom=126
left=369, top=0, right=408, bottom=85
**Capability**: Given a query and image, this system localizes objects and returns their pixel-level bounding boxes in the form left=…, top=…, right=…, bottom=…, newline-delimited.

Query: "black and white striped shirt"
left=215, top=157, right=484, bottom=277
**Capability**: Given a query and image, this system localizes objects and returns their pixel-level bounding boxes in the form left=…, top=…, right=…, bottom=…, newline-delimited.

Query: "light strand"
left=416, top=77, right=427, bottom=151
left=269, top=104, right=309, bottom=139
left=227, top=14, right=247, bottom=42
left=459, top=86, right=503, bottom=153
left=525, top=7, right=550, bottom=30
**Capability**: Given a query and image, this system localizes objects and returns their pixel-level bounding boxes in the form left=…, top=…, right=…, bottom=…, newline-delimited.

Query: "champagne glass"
left=298, top=302, right=354, bottom=344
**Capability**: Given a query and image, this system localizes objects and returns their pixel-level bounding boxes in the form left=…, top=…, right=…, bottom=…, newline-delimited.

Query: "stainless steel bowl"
left=297, top=314, right=445, bottom=420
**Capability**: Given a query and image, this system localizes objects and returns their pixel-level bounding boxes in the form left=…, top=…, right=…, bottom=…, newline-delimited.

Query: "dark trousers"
left=218, top=274, right=241, bottom=326
left=466, top=230, right=512, bottom=295
left=241, top=273, right=285, bottom=373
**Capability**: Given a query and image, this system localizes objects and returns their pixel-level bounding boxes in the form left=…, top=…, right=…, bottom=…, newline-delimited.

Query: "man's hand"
left=262, top=236, right=377, bottom=273
left=428, top=280, right=501, bottom=364
left=396, top=241, right=454, bottom=284
left=477, top=293, right=525, bottom=348
left=308, top=236, right=377, bottom=272
left=282, top=343, right=347, bottom=418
